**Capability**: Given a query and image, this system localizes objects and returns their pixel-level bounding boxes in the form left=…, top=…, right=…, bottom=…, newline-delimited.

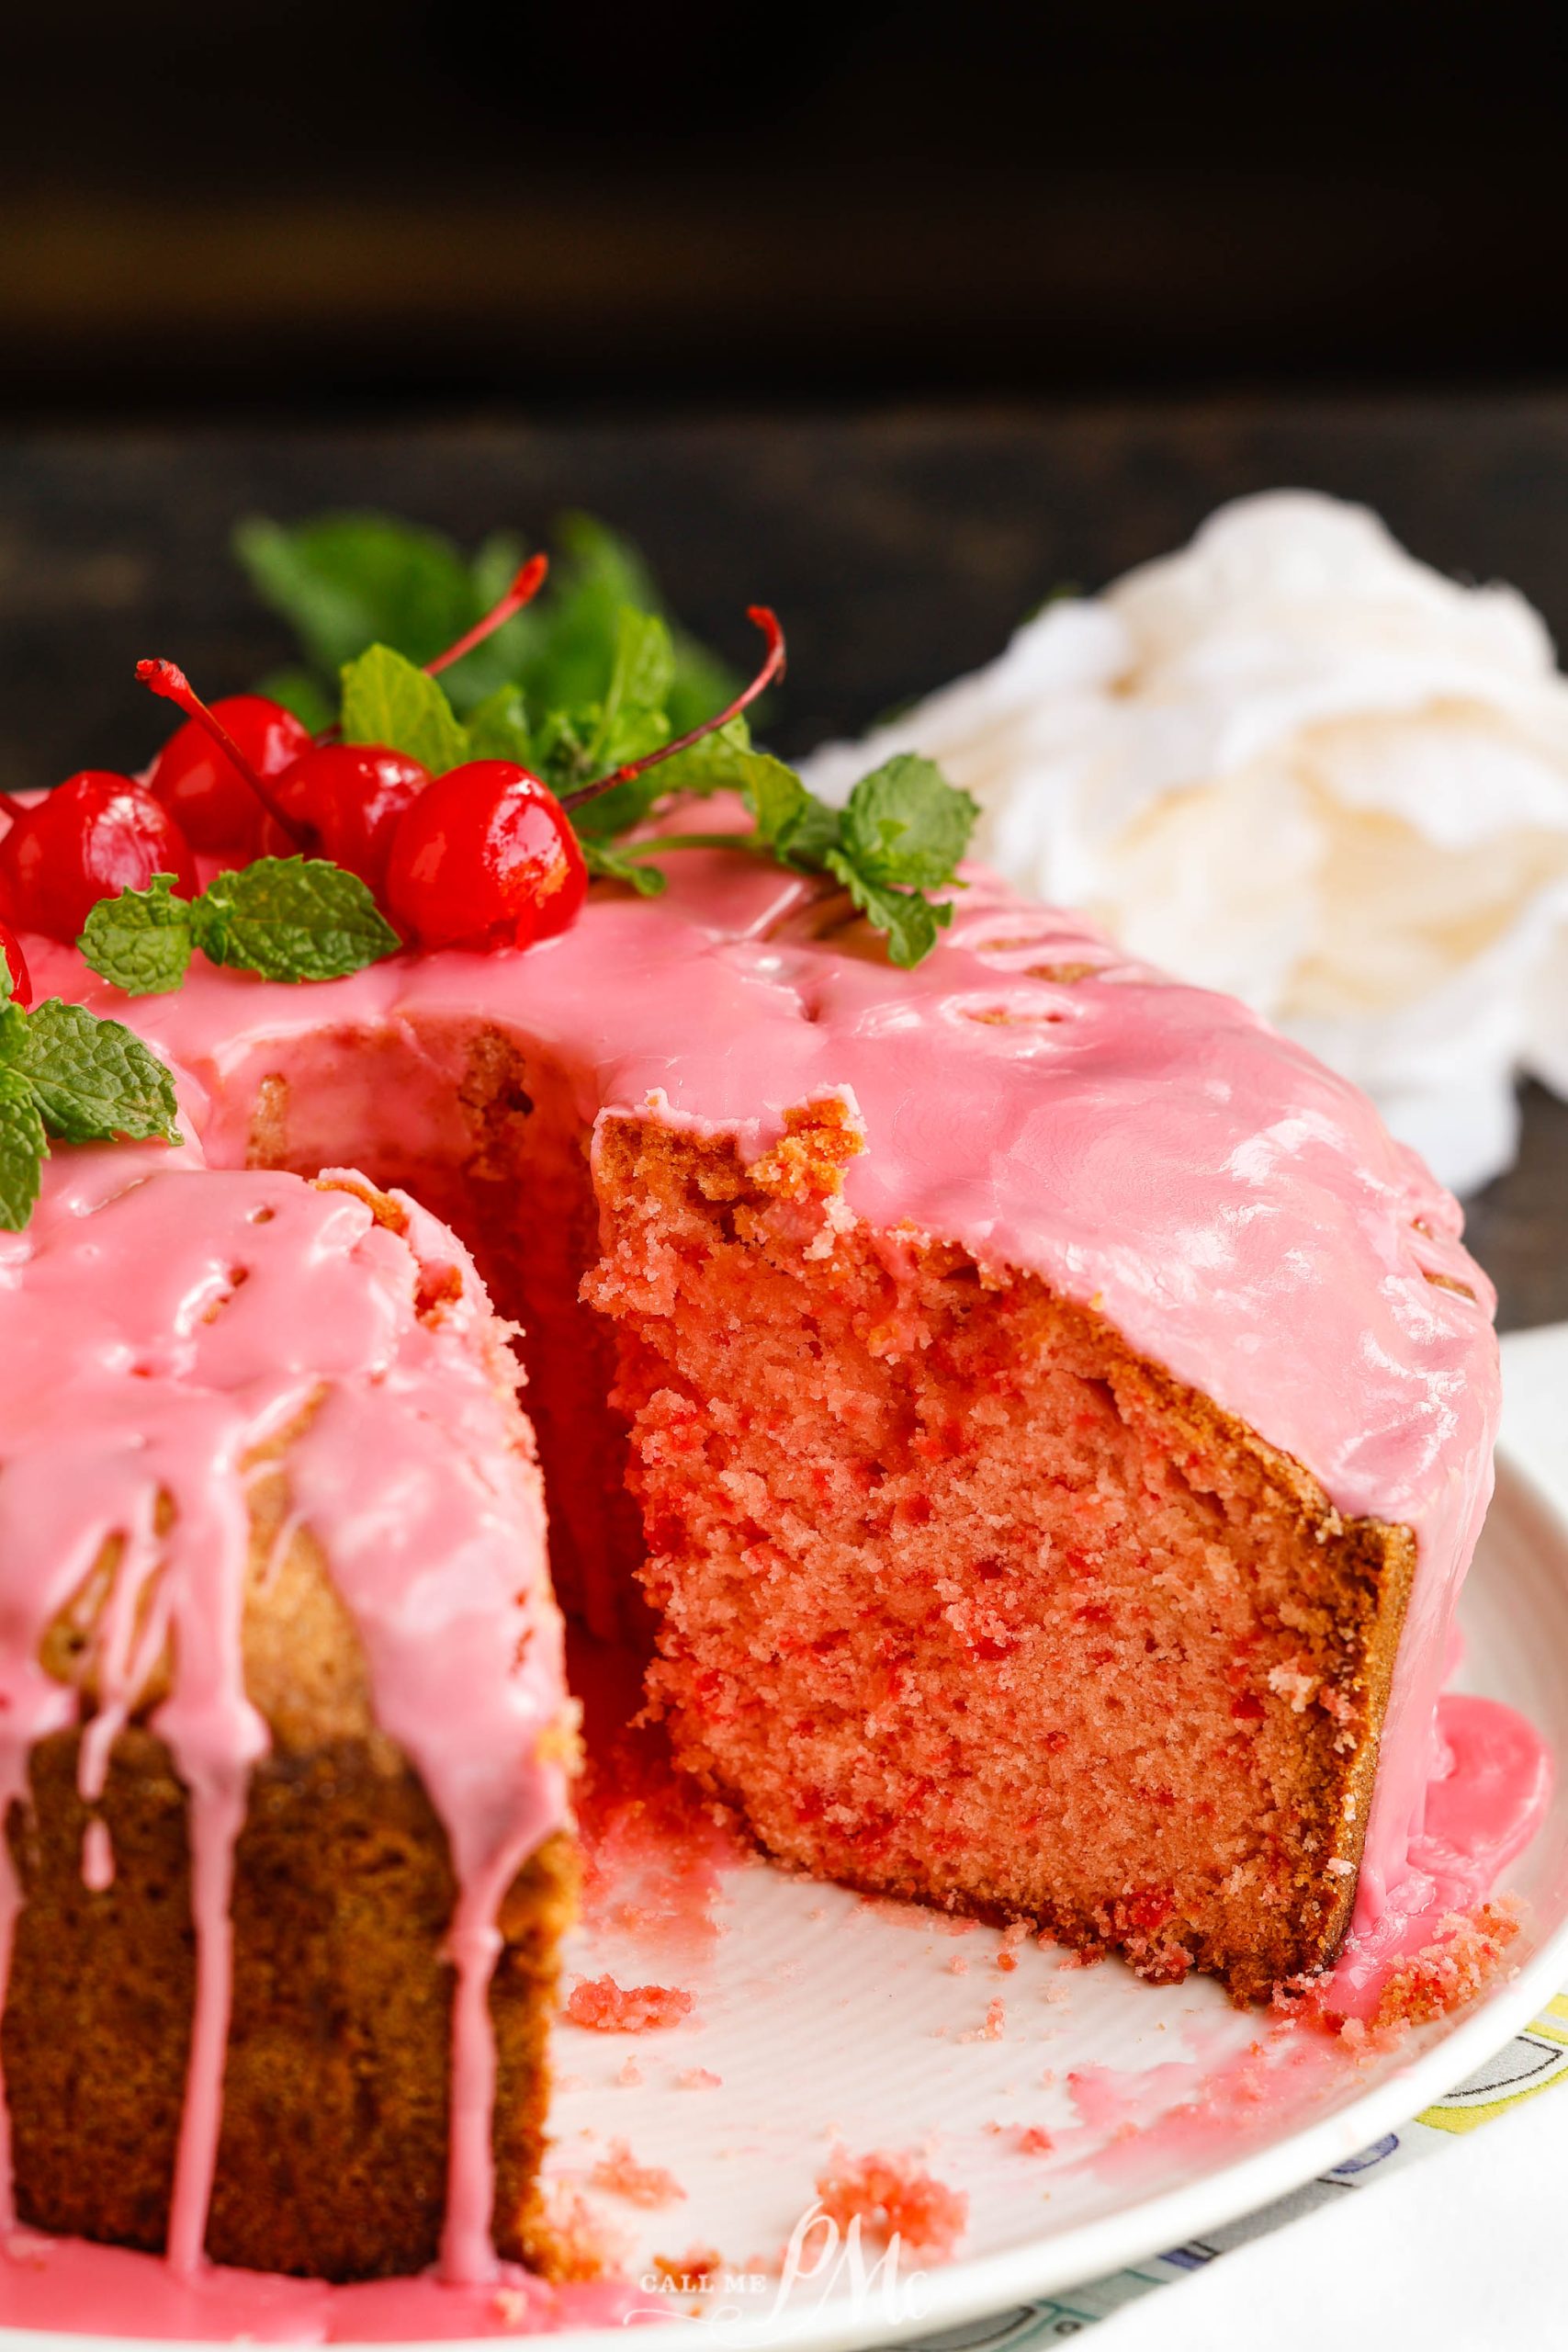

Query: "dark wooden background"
left=7, top=2, right=1568, bottom=416
left=1, top=398, right=1563, bottom=1327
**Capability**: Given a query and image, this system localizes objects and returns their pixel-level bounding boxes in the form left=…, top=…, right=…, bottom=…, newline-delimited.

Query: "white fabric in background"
left=1096, top=2079, right=1565, bottom=2352
left=803, top=492, right=1568, bottom=1194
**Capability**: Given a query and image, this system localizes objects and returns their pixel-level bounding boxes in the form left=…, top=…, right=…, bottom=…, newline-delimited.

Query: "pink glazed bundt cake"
left=0, top=588, right=1499, bottom=2289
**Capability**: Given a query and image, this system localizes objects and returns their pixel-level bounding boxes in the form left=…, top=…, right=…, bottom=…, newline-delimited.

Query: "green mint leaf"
left=823, top=852, right=953, bottom=968
left=235, top=513, right=479, bottom=678
left=556, top=608, right=677, bottom=837
left=339, top=643, right=470, bottom=775
left=78, top=875, right=194, bottom=996
left=590, top=608, right=675, bottom=768
left=742, top=752, right=808, bottom=844
left=465, top=684, right=535, bottom=764
left=7, top=1000, right=182, bottom=1144
left=0, top=1069, right=47, bottom=1230
left=655, top=713, right=754, bottom=794
left=191, top=857, right=401, bottom=984
left=839, top=755, right=979, bottom=889
left=234, top=507, right=740, bottom=735
left=532, top=705, right=602, bottom=800
left=740, top=755, right=845, bottom=869
left=775, top=792, right=842, bottom=869
left=513, top=516, right=663, bottom=711
left=576, top=716, right=813, bottom=852
left=581, top=839, right=669, bottom=898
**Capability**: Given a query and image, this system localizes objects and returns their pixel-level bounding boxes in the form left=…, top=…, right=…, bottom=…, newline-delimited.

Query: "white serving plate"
left=11, top=1330, right=1568, bottom=2352
left=534, top=1327, right=1568, bottom=2351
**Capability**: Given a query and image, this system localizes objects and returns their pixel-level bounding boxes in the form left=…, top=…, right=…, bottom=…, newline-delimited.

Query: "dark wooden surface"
left=2, top=398, right=1563, bottom=1328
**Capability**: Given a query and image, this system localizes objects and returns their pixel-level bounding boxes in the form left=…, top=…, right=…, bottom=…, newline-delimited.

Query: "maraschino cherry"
left=271, top=555, right=551, bottom=889
left=0, top=918, right=32, bottom=1006
left=385, top=605, right=784, bottom=953
left=145, top=686, right=310, bottom=858
left=0, top=772, right=199, bottom=944
left=271, top=745, right=432, bottom=891
left=385, top=762, right=589, bottom=950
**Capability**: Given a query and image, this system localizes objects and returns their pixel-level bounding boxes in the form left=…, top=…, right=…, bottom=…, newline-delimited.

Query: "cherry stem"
left=135, top=660, right=308, bottom=844
left=425, top=552, right=549, bottom=678
left=562, top=606, right=786, bottom=812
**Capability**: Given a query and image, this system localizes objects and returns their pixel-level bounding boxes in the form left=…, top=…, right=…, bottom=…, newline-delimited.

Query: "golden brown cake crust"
left=2, top=1172, right=577, bottom=2283
left=2, top=1729, right=574, bottom=2281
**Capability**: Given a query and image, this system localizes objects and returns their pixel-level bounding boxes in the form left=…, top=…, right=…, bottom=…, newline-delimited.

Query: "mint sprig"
left=80, top=862, right=400, bottom=997
left=195, top=859, right=401, bottom=981
left=6, top=1000, right=182, bottom=1145
left=317, top=623, right=977, bottom=967
left=0, top=982, right=183, bottom=1233
left=602, top=741, right=979, bottom=967
left=76, top=871, right=193, bottom=995
left=232, top=513, right=978, bottom=967
left=835, top=754, right=977, bottom=889
left=234, top=508, right=736, bottom=730
left=340, top=643, right=470, bottom=774
left=0, top=1069, right=47, bottom=1231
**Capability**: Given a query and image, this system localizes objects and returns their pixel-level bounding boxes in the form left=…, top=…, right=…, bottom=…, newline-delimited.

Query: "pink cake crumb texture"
left=1369, top=1900, right=1523, bottom=2030
left=587, top=2143, right=686, bottom=2210
left=813, top=2149, right=968, bottom=2262
left=562, top=1978, right=695, bottom=2032
left=1278, top=1897, right=1526, bottom=2051
left=649, top=2247, right=722, bottom=2285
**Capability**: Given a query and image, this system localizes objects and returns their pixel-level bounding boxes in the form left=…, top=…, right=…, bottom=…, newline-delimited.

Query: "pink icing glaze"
left=0, top=800, right=1521, bottom=2313
left=24, top=815, right=1499, bottom=1899
left=0, top=1149, right=569, bottom=2280
left=0, top=2231, right=649, bottom=2340
left=1328, top=1690, right=1551, bottom=2018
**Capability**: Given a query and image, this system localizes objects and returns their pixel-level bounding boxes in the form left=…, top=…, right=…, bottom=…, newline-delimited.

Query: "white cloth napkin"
left=1089, top=1321, right=1568, bottom=2349
left=1096, top=2078, right=1564, bottom=2350
left=802, top=494, right=1568, bottom=1193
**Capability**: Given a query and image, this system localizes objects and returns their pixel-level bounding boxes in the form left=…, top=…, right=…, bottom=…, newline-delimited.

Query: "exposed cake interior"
left=242, top=1019, right=1412, bottom=2002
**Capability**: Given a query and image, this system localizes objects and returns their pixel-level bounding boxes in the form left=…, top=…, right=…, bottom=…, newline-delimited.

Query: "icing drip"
left=0, top=2232, right=646, bottom=2338
left=0, top=1155, right=567, bottom=2277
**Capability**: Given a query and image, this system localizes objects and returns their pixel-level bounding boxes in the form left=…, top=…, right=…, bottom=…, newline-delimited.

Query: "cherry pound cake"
left=0, top=578, right=1498, bottom=2288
